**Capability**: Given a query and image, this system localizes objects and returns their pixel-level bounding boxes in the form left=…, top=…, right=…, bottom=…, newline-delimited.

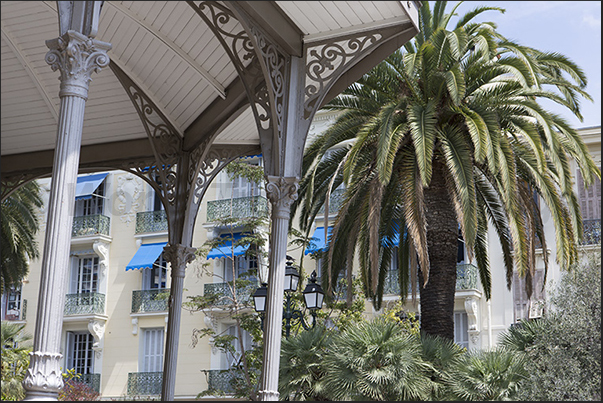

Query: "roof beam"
left=1, top=21, right=59, bottom=122
left=230, top=1, right=303, bottom=57
left=1, top=138, right=156, bottom=179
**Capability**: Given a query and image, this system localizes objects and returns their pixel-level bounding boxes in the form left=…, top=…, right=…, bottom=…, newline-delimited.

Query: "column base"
left=23, top=390, right=59, bottom=401
left=258, top=389, right=280, bottom=401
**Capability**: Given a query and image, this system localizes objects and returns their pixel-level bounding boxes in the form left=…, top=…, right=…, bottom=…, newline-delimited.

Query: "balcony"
left=317, top=188, right=346, bottom=215
left=72, top=214, right=110, bottom=238
left=4, top=299, right=27, bottom=321
left=131, top=289, right=170, bottom=313
left=71, top=373, right=101, bottom=393
left=206, top=196, right=268, bottom=223
left=383, top=263, right=479, bottom=295
left=135, top=210, right=168, bottom=234
left=207, top=369, right=236, bottom=394
left=64, top=293, right=105, bottom=316
left=127, top=372, right=162, bottom=396
left=203, top=281, right=258, bottom=307
left=582, top=219, right=601, bottom=245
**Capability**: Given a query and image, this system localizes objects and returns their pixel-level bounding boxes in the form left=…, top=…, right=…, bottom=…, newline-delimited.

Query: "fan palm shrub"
left=320, top=318, right=434, bottom=401
left=444, top=348, right=528, bottom=401
left=292, top=0, right=601, bottom=340
left=279, top=325, right=332, bottom=400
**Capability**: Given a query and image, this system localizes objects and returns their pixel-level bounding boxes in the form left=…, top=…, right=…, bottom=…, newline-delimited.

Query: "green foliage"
left=321, top=317, right=435, bottom=401
left=1, top=181, right=43, bottom=293
left=500, top=250, right=601, bottom=401
left=58, top=368, right=100, bottom=401
left=1, top=322, right=32, bottom=401
left=186, top=157, right=267, bottom=400
left=444, top=348, right=528, bottom=401
left=382, top=299, right=421, bottom=336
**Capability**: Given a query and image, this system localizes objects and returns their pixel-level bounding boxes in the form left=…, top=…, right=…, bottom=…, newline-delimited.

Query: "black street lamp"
left=252, top=255, right=324, bottom=337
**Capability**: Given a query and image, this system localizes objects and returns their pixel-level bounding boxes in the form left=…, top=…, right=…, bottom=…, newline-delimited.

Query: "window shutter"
left=70, top=257, right=80, bottom=294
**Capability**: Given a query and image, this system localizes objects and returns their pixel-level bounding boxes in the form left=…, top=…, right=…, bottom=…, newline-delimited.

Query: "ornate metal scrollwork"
left=189, top=1, right=275, bottom=143
left=304, top=34, right=382, bottom=118
left=248, top=25, right=287, bottom=136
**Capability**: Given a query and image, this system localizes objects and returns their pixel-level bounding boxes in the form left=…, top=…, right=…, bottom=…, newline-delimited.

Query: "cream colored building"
left=2, top=122, right=600, bottom=399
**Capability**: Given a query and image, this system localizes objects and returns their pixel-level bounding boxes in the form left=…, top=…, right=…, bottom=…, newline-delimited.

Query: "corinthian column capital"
left=45, top=30, right=111, bottom=99
left=265, top=176, right=299, bottom=219
left=163, top=244, right=196, bottom=278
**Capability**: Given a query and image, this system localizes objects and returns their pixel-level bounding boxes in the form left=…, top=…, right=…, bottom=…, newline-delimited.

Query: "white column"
left=22, top=30, right=110, bottom=401
left=259, top=176, right=299, bottom=401
left=161, top=243, right=196, bottom=401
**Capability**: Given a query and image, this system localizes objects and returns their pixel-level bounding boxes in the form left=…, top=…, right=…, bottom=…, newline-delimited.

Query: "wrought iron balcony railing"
left=131, top=289, right=170, bottom=313
left=71, top=373, right=101, bottom=393
left=135, top=210, right=168, bottom=234
left=455, top=263, right=479, bottom=290
left=72, top=214, right=110, bottom=237
left=64, top=293, right=105, bottom=316
left=317, top=188, right=346, bottom=215
left=206, top=196, right=268, bottom=223
left=582, top=219, right=601, bottom=245
left=127, top=372, right=162, bottom=396
left=383, top=263, right=480, bottom=295
left=4, top=299, right=26, bottom=321
left=207, top=369, right=236, bottom=394
left=203, top=280, right=258, bottom=306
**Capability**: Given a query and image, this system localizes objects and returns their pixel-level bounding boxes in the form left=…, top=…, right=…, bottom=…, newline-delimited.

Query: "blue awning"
left=206, top=233, right=250, bottom=260
left=305, top=225, right=404, bottom=255
left=75, top=173, right=108, bottom=200
left=305, top=226, right=333, bottom=255
left=126, top=242, right=167, bottom=271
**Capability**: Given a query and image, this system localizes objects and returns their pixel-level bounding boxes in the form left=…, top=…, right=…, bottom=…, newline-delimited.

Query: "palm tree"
left=320, top=317, right=434, bottom=401
left=1, top=181, right=43, bottom=294
left=292, top=1, right=600, bottom=340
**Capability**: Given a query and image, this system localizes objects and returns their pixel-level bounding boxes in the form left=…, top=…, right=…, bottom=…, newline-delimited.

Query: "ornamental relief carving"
left=22, top=351, right=64, bottom=392
left=265, top=176, right=299, bottom=218
left=45, top=30, right=111, bottom=99
left=116, top=173, right=143, bottom=226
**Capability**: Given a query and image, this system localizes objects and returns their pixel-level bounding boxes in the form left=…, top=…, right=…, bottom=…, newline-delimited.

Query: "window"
left=218, top=157, right=262, bottom=200
left=454, top=312, right=469, bottom=349
left=224, top=255, right=257, bottom=283
left=74, top=180, right=105, bottom=217
left=2, top=285, right=23, bottom=321
left=148, top=174, right=165, bottom=212
left=142, top=328, right=164, bottom=372
left=143, top=254, right=168, bottom=290
left=577, top=168, right=601, bottom=221
left=70, top=257, right=99, bottom=294
left=222, top=325, right=252, bottom=369
left=512, top=269, right=545, bottom=322
left=65, top=332, right=95, bottom=375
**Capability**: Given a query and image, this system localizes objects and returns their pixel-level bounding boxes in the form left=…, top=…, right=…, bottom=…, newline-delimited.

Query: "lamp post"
left=252, top=256, right=324, bottom=338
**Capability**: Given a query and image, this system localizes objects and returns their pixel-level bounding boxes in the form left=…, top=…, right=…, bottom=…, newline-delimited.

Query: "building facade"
left=2, top=119, right=600, bottom=399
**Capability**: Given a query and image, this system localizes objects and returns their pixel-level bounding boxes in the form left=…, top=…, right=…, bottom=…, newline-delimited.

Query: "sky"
left=429, top=1, right=602, bottom=129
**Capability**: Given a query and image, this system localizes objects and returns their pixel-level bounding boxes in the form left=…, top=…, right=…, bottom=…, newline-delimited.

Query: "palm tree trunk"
left=419, top=158, right=458, bottom=340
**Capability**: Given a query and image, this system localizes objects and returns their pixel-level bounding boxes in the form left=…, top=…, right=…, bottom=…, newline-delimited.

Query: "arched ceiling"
left=1, top=1, right=419, bottom=177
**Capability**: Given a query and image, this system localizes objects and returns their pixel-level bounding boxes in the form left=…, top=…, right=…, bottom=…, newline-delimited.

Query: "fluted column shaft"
left=259, top=176, right=299, bottom=401
left=22, top=30, right=110, bottom=401
left=161, top=243, right=196, bottom=401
